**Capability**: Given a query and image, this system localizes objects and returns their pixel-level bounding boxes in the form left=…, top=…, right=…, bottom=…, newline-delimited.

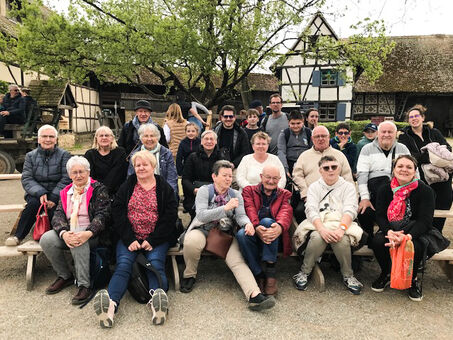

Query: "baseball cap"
left=363, top=123, right=378, bottom=132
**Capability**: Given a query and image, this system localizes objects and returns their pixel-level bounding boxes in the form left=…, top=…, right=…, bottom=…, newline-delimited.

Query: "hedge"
left=321, top=120, right=409, bottom=143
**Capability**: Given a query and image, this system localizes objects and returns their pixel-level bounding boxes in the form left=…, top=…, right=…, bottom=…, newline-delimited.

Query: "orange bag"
left=390, top=234, right=414, bottom=290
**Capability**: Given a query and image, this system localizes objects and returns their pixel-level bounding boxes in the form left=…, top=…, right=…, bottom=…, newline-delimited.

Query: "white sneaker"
left=148, top=289, right=168, bottom=325
left=5, top=236, right=19, bottom=246
left=94, top=289, right=115, bottom=328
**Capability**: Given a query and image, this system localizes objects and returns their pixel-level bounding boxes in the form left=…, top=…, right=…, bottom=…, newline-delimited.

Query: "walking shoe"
left=94, top=289, right=115, bottom=328
left=408, top=280, right=423, bottom=302
left=293, top=271, right=309, bottom=291
left=371, top=273, right=390, bottom=293
left=248, top=293, right=275, bottom=311
left=5, top=236, right=20, bottom=246
left=72, top=286, right=93, bottom=305
left=148, top=289, right=169, bottom=325
left=343, top=276, right=363, bottom=295
left=45, top=276, right=74, bottom=295
left=264, top=277, right=278, bottom=296
left=180, top=277, right=196, bottom=293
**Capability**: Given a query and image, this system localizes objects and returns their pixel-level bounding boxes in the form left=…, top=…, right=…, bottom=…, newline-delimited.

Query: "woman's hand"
left=244, top=223, right=255, bottom=236
left=63, top=231, right=93, bottom=248
left=128, top=240, right=141, bottom=252
left=141, top=240, right=153, bottom=251
left=319, top=227, right=340, bottom=244
left=224, top=198, right=239, bottom=211
left=385, top=230, right=405, bottom=248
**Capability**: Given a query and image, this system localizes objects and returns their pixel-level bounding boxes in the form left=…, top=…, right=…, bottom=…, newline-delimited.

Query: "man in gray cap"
left=118, top=99, right=168, bottom=155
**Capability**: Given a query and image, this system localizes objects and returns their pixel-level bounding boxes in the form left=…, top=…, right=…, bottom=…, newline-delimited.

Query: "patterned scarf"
left=213, top=185, right=229, bottom=206
left=70, top=179, right=90, bottom=231
left=387, top=177, right=418, bottom=222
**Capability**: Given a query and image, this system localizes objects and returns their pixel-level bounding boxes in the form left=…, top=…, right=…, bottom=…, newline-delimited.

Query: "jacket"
left=242, top=184, right=293, bottom=256
left=214, top=123, right=250, bottom=168
left=112, top=174, right=178, bottom=248
left=182, top=145, right=223, bottom=211
left=21, top=146, right=71, bottom=203
left=2, top=92, right=25, bottom=121
left=176, top=137, right=201, bottom=175
left=277, top=127, right=312, bottom=171
left=330, top=136, right=358, bottom=173
left=375, top=180, right=435, bottom=239
left=356, top=135, right=374, bottom=163
left=52, top=180, right=110, bottom=238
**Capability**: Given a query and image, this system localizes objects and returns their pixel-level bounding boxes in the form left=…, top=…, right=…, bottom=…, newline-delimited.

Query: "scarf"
left=141, top=143, right=161, bottom=175
left=70, top=178, right=90, bottom=231
left=213, top=184, right=229, bottom=206
left=387, top=177, right=418, bottom=222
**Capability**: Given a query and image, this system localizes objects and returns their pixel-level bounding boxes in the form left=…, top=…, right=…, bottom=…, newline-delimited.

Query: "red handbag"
left=33, top=203, right=50, bottom=241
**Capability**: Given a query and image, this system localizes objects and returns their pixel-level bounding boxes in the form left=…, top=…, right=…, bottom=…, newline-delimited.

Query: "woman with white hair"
left=85, top=126, right=127, bottom=196
left=40, top=156, right=110, bottom=305
left=5, top=125, right=71, bottom=246
left=127, top=123, right=178, bottom=196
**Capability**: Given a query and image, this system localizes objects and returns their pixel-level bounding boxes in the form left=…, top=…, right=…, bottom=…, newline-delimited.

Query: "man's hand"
left=0, top=111, right=10, bottom=116
left=255, top=225, right=269, bottom=244
left=266, top=223, right=282, bottom=242
left=244, top=223, right=255, bottom=236
left=46, top=201, right=56, bottom=209
left=39, top=194, right=48, bottom=205
left=224, top=198, right=239, bottom=211
left=358, top=199, right=374, bottom=214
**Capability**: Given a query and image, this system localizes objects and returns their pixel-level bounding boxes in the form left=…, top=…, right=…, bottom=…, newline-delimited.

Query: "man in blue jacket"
left=0, top=84, right=26, bottom=137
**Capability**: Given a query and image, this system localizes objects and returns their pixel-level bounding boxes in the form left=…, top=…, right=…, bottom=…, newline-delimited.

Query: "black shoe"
left=180, top=277, right=196, bottom=293
left=248, top=293, right=275, bottom=311
left=371, top=273, right=390, bottom=293
left=408, top=280, right=423, bottom=302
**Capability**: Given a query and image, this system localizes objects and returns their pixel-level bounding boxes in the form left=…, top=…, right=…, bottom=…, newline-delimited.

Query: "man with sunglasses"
left=292, top=155, right=363, bottom=294
left=0, top=84, right=26, bottom=138
left=292, top=126, right=353, bottom=222
left=330, top=123, right=357, bottom=175
left=214, top=105, right=250, bottom=168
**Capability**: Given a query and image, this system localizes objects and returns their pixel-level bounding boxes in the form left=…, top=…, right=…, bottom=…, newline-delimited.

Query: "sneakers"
left=293, top=271, right=309, bottom=291
left=408, top=280, right=423, bottom=302
left=148, top=289, right=169, bottom=325
left=5, top=236, right=20, bottom=246
left=45, top=276, right=74, bottom=294
left=343, top=276, right=363, bottom=295
left=180, top=277, right=196, bottom=293
left=248, top=293, right=275, bottom=311
left=371, top=273, right=390, bottom=293
left=94, top=289, right=115, bottom=328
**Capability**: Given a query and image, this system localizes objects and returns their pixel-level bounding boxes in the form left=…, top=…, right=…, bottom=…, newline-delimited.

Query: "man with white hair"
left=0, top=84, right=26, bottom=137
left=356, top=121, right=412, bottom=243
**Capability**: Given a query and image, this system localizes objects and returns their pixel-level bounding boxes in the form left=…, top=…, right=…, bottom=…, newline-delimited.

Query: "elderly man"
left=180, top=160, right=275, bottom=311
left=292, top=156, right=363, bottom=294
left=292, top=125, right=353, bottom=222
left=0, top=84, right=26, bottom=137
left=236, top=165, right=292, bottom=296
left=118, top=99, right=168, bottom=155
left=356, top=121, right=411, bottom=242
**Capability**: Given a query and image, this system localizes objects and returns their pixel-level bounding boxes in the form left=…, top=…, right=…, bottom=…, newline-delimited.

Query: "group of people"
left=4, top=93, right=452, bottom=328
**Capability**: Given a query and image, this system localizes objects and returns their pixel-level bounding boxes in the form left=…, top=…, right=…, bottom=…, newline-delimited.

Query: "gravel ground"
left=1, top=179, right=453, bottom=340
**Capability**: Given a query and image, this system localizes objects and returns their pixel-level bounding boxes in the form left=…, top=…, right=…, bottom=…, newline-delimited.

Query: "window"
left=320, top=69, right=338, bottom=87
left=319, top=102, right=337, bottom=121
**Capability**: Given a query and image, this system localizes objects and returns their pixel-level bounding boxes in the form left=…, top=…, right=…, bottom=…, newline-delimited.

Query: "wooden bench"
left=0, top=174, right=22, bottom=180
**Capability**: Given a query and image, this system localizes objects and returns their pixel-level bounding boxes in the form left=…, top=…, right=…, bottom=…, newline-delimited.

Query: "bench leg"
left=437, top=260, right=453, bottom=281
left=312, top=263, right=325, bottom=292
left=26, top=253, right=36, bottom=291
left=9, top=210, right=23, bottom=236
left=171, top=255, right=180, bottom=291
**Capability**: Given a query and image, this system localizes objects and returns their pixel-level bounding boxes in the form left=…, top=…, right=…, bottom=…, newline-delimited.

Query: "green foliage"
left=0, top=80, right=9, bottom=94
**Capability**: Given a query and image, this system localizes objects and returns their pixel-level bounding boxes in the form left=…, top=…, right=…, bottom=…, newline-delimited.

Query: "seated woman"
left=371, top=155, right=435, bottom=302
left=182, top=130, right=223, bottom=219
left=292, top=156, right=363, bottom=294
left=5, top=125, right=71, bottom=246
left=127, top=123, right=178, bottom=197
left=40, top=156, right=110, bottom=305
left=236, top=131, right=286, bottom=191
left=84, top=126, right=127, bottom=196
left=180, top=160, right=275, bottom=311
left=94, top=151, right=178, bottom=328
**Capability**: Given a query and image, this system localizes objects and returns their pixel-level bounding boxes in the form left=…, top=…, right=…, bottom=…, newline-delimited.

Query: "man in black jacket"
left=214, top=105, right=250, bottom=168
left=118, top=100, right=168, bottom=156
left=0, top=84, right=26, bottom=137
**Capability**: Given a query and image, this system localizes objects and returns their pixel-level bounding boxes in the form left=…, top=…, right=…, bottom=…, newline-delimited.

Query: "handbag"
left=390, top=235, right=414, bottom=290
left=33, top=203, right=50, bottom=241
left=128, top=252, right=164, bottom=304
left=205, top=226, right=233, bottom=259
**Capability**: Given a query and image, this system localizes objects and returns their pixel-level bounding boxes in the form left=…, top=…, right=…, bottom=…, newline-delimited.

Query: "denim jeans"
left=108, top=240, right=169, bottom=305
left=236, top=217, right=278, bottom=276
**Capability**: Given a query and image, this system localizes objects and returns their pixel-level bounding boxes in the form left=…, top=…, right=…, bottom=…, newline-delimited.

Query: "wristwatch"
left=339, top=223, right=347, bottom=231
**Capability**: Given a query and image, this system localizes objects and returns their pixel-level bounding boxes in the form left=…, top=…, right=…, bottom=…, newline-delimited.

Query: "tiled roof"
left=28, top=80, right=75, bottom=107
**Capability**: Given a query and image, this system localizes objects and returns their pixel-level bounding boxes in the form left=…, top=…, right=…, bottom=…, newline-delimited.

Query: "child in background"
left=356, top=123, right=378, bottom=163
left=176, top=123, right=201, bottom=176
left=244, top=109, right=263, bottom=151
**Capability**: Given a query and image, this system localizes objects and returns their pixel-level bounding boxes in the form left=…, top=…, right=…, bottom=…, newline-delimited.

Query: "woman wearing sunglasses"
left=330, top=123, right=357, bottom=175
left=398, top=104, right=452, bottom=233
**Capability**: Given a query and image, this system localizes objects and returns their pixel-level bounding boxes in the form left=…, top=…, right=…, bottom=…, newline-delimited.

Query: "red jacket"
left=242, top=184, right=293, bottom=256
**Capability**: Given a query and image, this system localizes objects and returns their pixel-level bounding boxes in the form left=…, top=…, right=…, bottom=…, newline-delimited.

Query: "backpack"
left=127, top=252, right=164, bottom=304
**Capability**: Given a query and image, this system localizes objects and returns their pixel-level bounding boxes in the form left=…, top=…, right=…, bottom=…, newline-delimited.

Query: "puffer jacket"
left=21, top=146, right=71, bottom=203
left=2, top=92, right=25, bottom=121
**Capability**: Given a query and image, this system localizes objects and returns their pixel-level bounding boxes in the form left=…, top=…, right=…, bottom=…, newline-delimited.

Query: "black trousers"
left=357, top=206, right=375, bottom=244
left=15, top=195, right=56, bottom=240
left=0, top=114, right=25, bottom=135
left=371, top=231, right=424, bottom=278
left=431, top=178, right=453, bottom=232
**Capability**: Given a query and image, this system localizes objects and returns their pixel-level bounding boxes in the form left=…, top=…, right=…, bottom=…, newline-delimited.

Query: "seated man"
left=180, top=160, right=275, bottom=311
left=237, top=165, right=292, bottom=296
left=0, top=84, right=26, bottom=137
left=292, top=156, right=363, bottom=294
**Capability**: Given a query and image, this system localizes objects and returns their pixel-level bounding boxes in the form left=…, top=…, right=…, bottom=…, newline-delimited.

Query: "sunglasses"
left=337, top=131, right=350, bottom=136
left=222, top=115, right=235, bottom=119
left=322, top=165, right=338, bottom=171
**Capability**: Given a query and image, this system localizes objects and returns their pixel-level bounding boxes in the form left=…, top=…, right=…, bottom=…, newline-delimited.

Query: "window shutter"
left=312, top=70, right=320, bottom=87
left=337, top=102, right=347, bottom=121
left=338, top=72, right=346, bottom=86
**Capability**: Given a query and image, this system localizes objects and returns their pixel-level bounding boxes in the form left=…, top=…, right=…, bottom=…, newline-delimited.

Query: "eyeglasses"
left=262, top=174, right=281, bottom=181
left=321, top=165, right=338, bottom=171
left=70, top=170, right=88, bottom=176
left=270, top=102, right=281, bottom=105
left=222, top=115, right=235, bottom=119
left=337, top=131, right=350, bottom=136
left=408, top=114, right=422, bottom=119
left=313, top=135, right=329, bottom=139
left=12, top=89, right=20, bottom=92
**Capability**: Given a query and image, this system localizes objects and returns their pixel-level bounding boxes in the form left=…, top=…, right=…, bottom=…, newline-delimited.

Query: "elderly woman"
left=398, top=104, right=452, bottom=232
left=127, top=123, right=178, bottom=197
left=94, top=151, right=178, bottom=328
left=84, top=126, right=127, bottom=196
left=180, top=160, right=275, bottom=311
left=236, top=131, right=286, bottom=191
left=182, top=130, right=224, bottom=219
left=292, top=156, right=363, bottom=294
left=371, top=155, right=435, bottom=302
left=5, top=125, right=71, bottom=246
left=40, top=156, right=110, bottom=305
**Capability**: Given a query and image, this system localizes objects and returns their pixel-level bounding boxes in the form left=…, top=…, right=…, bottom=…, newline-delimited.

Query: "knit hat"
left=134, top=100, right=153, bottom=112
